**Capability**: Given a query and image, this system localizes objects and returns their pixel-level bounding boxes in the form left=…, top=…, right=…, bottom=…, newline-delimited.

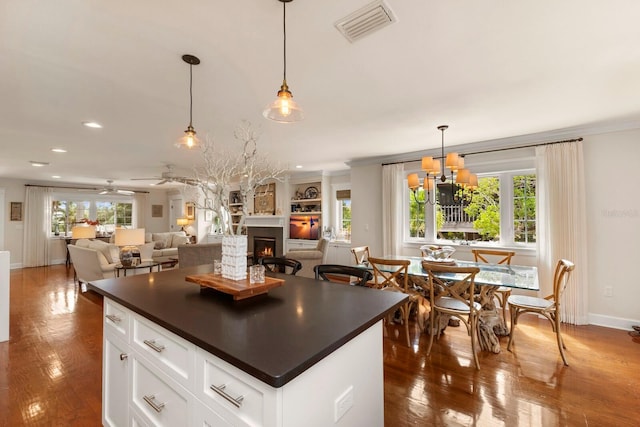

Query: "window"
left=406, top=170, right=536, bottom=246
left=51, top=194, right=133, bottom=236
left=336, top=189, right=351, bottom=240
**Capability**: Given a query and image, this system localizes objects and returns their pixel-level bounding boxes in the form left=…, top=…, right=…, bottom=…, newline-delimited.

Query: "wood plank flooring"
left=1, top=265, right=639, bottom=426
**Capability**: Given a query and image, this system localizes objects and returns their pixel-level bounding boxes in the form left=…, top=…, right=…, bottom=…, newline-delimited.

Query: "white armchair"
left=285, top=238, right=329, bottom=278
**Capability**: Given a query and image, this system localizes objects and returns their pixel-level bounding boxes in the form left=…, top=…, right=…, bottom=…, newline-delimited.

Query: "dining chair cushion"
left=507, top=295, right=553, bottom=310
left=436, top=297, right=481, bottom=312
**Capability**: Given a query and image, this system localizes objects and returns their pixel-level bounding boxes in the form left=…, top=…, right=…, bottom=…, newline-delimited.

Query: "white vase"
left=221, top=235, right=248, bottom=281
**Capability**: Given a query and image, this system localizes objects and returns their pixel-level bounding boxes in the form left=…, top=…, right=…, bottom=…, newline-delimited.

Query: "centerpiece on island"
left=192, top=121, right=285, bottom=280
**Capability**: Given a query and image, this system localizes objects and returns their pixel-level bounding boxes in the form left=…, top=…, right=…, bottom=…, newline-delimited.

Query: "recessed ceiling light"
left=295, top=165, right=303, bottom=169
left=52, top=175, right=61, bottom=179
left=51, top=148, right=67, bottom=153
left=29, top=161, right=49, bottom=167
left=82, top=121, right=103, bottom=128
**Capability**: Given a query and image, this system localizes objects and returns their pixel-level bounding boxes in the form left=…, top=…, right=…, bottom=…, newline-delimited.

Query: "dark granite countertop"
left=88, top=265, right=407, bottom=388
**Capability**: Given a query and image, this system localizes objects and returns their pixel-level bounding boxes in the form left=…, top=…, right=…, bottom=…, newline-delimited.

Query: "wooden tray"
left=185, top=273, right=285, bottom=300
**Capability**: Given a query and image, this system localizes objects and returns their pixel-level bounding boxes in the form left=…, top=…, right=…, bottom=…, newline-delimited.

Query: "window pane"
left=409, top=188, right=425, bottom=238
left=439, top=177, right=500, bottom=242
left=339, top=199, right=351, bottom=240
left=513, top=174, right=536, bottom=243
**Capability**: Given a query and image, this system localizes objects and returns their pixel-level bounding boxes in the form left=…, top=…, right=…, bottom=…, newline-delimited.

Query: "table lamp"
left=114, top=228, right=145, bottom=267
left=177, top=218, right=189, bottom=232
left=71, top=225, right=96, bottom=239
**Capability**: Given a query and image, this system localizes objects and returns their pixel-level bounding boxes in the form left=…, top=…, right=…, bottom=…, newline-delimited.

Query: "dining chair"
left=507, top=259, right=575, bottom=366
left=368, top=257, right=421, bottom=347
left=313, top=264, right=373, bottom=287
left=350, top=246, right=370, bottom=265
left=258, top=256, right=303, bottom=275
left=471, top=249, right=516, bottom=323
left=423, top=263, right=482, bottom=370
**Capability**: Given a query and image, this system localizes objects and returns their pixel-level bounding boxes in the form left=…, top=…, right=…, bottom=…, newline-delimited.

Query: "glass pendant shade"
left=263, top=82, right=304, bottom=123
left=176, top=126, right=199, bottom=149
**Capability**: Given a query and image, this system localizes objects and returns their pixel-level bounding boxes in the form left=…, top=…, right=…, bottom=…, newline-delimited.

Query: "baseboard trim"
left=588, top=313, right=639, bottom=331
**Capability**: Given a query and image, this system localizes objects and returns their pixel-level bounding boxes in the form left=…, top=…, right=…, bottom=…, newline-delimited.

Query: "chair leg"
left=555, top=317, right=569, bottom=366
left=500, top=290, right=511, bottom=324
left=426, top=310, right=437, bottom=356
left=404, top=303, right=411, bottom=347
left=471, top=313, right=480, bottom=370
left=507, top=304, right=517, bottom=351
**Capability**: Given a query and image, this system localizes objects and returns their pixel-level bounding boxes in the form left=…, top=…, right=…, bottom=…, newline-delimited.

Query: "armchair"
left=285, top=238, right=329, bottom=278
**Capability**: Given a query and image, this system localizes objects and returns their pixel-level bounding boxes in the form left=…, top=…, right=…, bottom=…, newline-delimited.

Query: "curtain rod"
left=25, top=184, right=149, bottom=194
left=382, top=137, right=583, bottom=166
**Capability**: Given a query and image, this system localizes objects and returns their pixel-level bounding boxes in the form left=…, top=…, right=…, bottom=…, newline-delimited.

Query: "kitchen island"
left=89, top=264, right=407, bottom=427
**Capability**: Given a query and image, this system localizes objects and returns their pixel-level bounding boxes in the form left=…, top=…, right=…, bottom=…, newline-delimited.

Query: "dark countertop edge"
left=88, top=283, right=408, bottom=388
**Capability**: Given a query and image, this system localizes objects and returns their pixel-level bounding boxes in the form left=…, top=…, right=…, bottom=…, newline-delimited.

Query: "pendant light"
left=176, top=54, right=201, bottom=148
left=263, top=0, right=304, bottom=123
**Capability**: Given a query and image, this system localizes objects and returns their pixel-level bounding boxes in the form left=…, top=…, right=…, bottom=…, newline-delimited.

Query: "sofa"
left=177, top=243, right=222, bottom=268
left=285, top=238, right=329, bottom=279
left=69, top=238, right=156, bottom=285
left=109, top=231, right=190, bottom=263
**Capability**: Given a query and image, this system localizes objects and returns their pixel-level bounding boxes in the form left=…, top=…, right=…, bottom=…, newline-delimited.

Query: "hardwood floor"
left=1, top=265, right=639, bottom=426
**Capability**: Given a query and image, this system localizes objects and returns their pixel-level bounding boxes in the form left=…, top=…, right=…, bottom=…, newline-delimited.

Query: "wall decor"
left=254, top=183, right=276, bottom=215
left=151, top=204, right=163, bottom=218
left=10, top=202, right=22, bottom=221
left=186, top=202, right=196, bottom=219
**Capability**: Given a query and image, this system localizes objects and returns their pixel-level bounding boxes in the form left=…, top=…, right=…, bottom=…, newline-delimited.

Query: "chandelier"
left=407, top=125, right=477, bottom=204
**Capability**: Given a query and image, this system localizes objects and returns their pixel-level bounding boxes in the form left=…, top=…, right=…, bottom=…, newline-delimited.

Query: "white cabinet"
left=326, top=242, right=353, bottom=265
left=101, top=298, right=384, bottom=427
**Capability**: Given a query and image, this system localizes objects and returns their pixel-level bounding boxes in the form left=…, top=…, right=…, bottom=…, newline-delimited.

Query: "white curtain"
left=23, top=186, right=52, bottom=267
left=382, top=164, right=404, bottom=256
left=133, top=192, right=149, bottom=229
left=536, top=141, right=589, bottom=324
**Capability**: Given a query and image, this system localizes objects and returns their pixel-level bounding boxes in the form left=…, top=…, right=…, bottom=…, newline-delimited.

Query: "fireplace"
left=247, top=225, right=284, bottom=264
left=253, top=237, right=276, bottom=263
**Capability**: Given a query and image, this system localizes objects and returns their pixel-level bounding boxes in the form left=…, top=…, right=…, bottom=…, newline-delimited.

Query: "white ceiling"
left=2, top=0, right=640, bottom=189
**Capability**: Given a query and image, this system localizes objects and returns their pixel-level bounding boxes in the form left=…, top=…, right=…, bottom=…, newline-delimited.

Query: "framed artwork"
left=186, top=202, right=196, bottom=219
left=254, top=183, right=276, bottom=215
left=205, top=210, right=214, bottom=222
left=151, top=204, right=163, bottom=218
left=10, top=202, right=22, bottom=221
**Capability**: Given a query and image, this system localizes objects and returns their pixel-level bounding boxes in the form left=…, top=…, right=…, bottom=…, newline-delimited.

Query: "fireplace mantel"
left=244, top=215, right=285, bottom=228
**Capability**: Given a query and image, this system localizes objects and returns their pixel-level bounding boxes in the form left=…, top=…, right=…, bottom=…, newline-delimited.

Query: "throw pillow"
left=172, top=235, right=190, bottom=246
left=154, top=241, right=166, bottom=250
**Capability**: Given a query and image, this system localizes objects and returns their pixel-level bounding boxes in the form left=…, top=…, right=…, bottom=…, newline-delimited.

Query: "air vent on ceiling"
left=335, top=0, right=397, bottom=43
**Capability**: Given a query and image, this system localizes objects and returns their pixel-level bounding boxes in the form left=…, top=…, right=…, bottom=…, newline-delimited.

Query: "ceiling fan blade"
left=99, top=190, right=109, bottom=195
left=155, top=179, right=169, bottom=185
left=117, top=189, right=135, bottom=195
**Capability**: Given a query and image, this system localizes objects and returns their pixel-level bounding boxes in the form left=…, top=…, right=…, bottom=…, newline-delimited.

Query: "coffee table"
left=115, top=261, right=161, bottom=277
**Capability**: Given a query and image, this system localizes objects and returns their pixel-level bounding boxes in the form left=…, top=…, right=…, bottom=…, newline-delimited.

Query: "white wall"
left=350, top=164, right=383, bottom=256
left=583, top=128, right=640, bottom=326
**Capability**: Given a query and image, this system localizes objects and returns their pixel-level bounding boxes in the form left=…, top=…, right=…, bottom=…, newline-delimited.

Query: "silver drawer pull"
left=143, top=394, right=165, bottom=413
left=210, top=384, right=244, bottom=408
left=143, top=339, right=165, bottom=353
left=119, top=353, right=128, bottom=361
left=105, top=314, right=121, bottom=323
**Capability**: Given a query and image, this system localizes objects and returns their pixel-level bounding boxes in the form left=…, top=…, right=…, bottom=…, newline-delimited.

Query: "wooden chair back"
left=367, top=257, right=410, bottom=291
left=471, top=249, right=515, bottom=265
left=350, top=246, right=370, bottom=265
left=423, top=263, right=480, bottom=308
left=552, top=259, right=576, bottom=305
left=313, top=264, right=373, bottom=287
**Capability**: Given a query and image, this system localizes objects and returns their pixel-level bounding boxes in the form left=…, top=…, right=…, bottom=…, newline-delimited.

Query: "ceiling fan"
left=99, top=180, right=135, bottom=195
left=131, top=164, right=198, bottom=186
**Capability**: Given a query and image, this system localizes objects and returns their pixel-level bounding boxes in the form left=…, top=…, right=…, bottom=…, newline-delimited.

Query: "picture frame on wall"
left=10, top=202, right=22, bottom=221
left=151, top=204, right=163, bottom=218
left=254, top=183, right=276, bottom=215
left=186, top=202, right=196, bottom=219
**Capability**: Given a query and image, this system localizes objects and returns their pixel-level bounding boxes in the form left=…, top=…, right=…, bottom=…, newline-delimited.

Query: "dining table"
left=364, top=255, right=539, bottom=353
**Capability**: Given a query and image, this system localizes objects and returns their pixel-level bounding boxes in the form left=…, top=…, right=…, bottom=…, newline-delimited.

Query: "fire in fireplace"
left=253, top=237, right=276, bottom=263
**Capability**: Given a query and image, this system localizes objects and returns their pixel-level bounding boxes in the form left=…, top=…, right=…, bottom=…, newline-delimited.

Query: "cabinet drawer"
left=131, top=357, right=190, bottom=427
left=104, top=299, right=129, bottom=338
left=132, top=315, right=195, bottom=388
left=196, top=352, right=269, bottom=427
